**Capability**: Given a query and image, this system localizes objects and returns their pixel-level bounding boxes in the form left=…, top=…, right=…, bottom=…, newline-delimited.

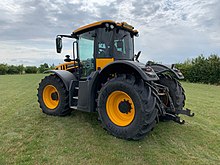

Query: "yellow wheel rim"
left=106, top=91, right=135, bottom=126
left=43, top=85, right=59, bottom=109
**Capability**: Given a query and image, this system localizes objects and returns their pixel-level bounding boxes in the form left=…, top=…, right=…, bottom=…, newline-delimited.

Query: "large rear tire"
left=37, top=74, right=71, bottom=116
left=97, top=74, right=158, bottom=140
left=158, top=74, right=185, bottom=111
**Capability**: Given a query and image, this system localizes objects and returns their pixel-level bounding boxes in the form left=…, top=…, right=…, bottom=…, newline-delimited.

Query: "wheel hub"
left=118, top=99, right=132, bottom=114
left=51, top=92, right=58, bottom=100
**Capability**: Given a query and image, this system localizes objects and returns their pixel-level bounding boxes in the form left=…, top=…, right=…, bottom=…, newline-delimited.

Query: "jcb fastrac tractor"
left=37, top=20, right=194, bottom=140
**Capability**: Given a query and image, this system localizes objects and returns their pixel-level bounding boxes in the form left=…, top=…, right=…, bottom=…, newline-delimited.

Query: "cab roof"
left=72, top=20, right=138, bottom=36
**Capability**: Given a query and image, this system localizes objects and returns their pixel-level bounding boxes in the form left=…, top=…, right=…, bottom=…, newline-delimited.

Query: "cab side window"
left=96, top=28, right=113, bottom=58
left=78, top=30, right=95, bottom=78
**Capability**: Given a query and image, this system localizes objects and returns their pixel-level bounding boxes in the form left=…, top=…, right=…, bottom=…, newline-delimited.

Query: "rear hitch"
left=161, top=113, right=185, bottom=124
left=176, top=108, right=195, bottom=117
left=160, top=108, right=195, bottom=124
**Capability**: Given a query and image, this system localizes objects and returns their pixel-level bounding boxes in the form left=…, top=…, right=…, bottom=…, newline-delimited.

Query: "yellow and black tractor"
left=37, top=20, right=194, bottom=140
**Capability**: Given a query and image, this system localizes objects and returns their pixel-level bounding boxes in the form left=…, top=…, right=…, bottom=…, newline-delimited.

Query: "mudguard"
left=44, top=70, right=77, bottom=90
left=76, top=61, right=159, bottom=113
left=148, top=63, right=184, bottom=79
left=100, top=60, right=159, bottom=81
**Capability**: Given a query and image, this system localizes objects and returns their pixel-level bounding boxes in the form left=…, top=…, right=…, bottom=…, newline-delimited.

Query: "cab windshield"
left=96, top=28, right=134, bottom=60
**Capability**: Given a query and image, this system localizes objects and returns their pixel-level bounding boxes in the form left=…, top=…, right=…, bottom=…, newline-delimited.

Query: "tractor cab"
left=55, top=20, right=138, bottom=79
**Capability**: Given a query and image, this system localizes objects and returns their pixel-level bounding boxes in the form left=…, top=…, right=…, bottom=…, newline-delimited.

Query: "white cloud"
left=0, top=41, right=62, bottom=66
left=0, top=0, right=219, bottom=66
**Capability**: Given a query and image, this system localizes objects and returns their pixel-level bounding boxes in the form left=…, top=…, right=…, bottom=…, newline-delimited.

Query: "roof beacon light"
left=105, top=23, right=109, bottom=28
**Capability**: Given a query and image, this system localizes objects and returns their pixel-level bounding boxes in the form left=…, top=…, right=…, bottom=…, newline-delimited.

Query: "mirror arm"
left=57, top=34, right=73, bottom=38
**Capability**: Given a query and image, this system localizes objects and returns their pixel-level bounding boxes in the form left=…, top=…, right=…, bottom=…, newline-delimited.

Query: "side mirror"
left=135, top=51, right=141, bottom=62
left=56, top=37, right=62, bottom=53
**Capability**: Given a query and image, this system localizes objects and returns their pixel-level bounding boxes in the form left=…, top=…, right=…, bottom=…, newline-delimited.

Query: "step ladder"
left=70, top=86, right=79, bottom=109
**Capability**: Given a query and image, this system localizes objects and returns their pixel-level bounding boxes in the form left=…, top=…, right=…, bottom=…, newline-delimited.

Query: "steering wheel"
left=98, top=47, right=107, bottom=57
left=84, top=59, right=94, bottom=69
left=98, top=47, right=106, bottom=53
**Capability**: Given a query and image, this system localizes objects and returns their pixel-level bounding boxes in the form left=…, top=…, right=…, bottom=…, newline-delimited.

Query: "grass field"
left=0, top=74, right=219, bottom=165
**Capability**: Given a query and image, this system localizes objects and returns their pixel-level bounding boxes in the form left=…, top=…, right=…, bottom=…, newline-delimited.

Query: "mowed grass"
left=0, top=74, right=219, bottom=165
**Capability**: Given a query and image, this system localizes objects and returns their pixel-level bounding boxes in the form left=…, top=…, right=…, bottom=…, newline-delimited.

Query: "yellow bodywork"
left=55, top=61, right=78, bottom=71
left=73, top=20, right=138, bottom=35
left=56, top=58, right=114, bottom=71
left=96, top=58, right=114, bottom=70
left=106, top=91, right=135, bottom=126
left=74, top=20, right=115, bottom=34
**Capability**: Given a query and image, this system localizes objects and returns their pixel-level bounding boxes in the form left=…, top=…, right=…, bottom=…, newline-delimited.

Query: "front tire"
left=97, top=74, right=158, bottom=140
left=37, top=74, right=71, bottom=116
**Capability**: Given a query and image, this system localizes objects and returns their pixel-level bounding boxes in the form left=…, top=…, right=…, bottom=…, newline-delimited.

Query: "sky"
left=0, top=0, right=219, bottom=66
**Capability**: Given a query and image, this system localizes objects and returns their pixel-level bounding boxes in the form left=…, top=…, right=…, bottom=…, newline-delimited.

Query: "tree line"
left=176, top=54, right=220, bottom=85
left=0, top=63, right=55, bottom=75
left=1, top=54, right=219, bottom=84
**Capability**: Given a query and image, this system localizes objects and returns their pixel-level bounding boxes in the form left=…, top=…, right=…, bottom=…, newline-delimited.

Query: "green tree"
left=207, top=54, right=220, bottom=84
left=7, top=65, right=19, bottom=74
left=0, top=64, right=8, bottom=75
left=177, top=54, right=220, bottom=84
left=50, top=63, right=55, bottom=70
left=25, top=66, right=38, bottom=74
left=17, top=64, right=24, bottom=74
left=38, top=63, right=49, bottom=73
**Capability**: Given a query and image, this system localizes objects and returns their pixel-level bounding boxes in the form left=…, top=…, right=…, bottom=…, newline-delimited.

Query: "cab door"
left=95, top=28, right=114, bottom=70
left=76, top=30, right=96, bottom=112
left=78, top=30, right=95, bottom=78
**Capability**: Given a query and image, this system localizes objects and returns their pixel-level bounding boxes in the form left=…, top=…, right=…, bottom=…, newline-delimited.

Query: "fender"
left=77, top=61, right=159, bottom=113
left=148, top=64, right=184, bottom=79
left=44, top=70, right=77, bottom=90
left=100, top=60, right=159, bottom=81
